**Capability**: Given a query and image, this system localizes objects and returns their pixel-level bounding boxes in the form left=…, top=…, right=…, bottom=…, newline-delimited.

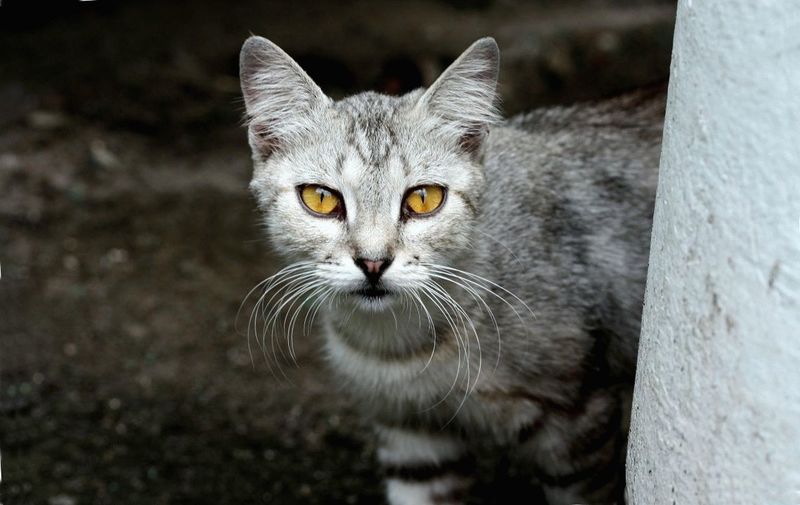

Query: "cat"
left=239, top=35, right=663, bottom=505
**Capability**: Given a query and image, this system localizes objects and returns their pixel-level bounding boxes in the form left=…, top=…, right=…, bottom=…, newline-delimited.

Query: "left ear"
left=417, top=37, right=501, bottom=155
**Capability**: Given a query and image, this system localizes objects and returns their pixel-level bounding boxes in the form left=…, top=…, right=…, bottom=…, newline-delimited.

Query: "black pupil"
left=418, top=188, right=427, bottom=203
left=316, top=188, right=329, bottom=203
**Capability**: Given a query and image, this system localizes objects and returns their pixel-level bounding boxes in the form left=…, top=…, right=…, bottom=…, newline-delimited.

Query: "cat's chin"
left=350, top=288, right=395, bottom=312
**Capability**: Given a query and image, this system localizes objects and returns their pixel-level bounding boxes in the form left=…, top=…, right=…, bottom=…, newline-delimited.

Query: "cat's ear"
left=240, top=36, right=330, bottom=157
left=417, top=37, right=500, bottom=155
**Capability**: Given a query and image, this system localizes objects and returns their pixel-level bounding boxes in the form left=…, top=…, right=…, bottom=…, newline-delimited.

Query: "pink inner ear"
left=250, top=123, right=280, bottom=158
left=459, top=126, right=489, bottom=158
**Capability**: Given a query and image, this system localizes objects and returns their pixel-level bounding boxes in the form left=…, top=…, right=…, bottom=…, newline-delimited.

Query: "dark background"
left=0, top=1, right=674, bottom=503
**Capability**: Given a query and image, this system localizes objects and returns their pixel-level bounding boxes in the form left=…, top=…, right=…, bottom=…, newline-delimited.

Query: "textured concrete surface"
left=627, top=1, right=800, bottom=503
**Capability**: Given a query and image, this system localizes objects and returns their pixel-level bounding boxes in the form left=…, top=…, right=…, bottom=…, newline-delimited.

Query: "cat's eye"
left=403, top=185, right=447, bottom=217
left=298, top=185, right=344, bottom=218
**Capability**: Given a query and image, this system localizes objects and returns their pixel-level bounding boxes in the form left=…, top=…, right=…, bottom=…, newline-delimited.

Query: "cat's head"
left=240, top=37, right=500, bottom=312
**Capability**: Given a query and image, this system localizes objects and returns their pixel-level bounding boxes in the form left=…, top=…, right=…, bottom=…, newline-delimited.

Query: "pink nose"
left=354, top=257, right=393, bottom=284
left=363, top=260, right=384, bottom=274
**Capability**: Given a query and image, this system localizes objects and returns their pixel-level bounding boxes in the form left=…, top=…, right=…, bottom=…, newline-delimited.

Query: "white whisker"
left=427, top=282, right=482, bottom=425
left=241, top=262, right=316, bottom=379
left=418, top=284, right=467, bottom=416
left=426, top=272, right=503, bottom=372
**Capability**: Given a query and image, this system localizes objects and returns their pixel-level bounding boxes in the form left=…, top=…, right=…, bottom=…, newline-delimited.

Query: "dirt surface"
left=0, top=1, right=674, bottom=503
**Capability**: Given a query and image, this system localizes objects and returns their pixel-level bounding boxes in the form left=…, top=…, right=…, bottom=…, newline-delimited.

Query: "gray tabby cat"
left=239, top=36, right=663, bottom=505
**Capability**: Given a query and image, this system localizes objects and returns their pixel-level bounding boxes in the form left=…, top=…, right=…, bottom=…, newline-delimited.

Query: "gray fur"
left=240, top=36, right=663, bottom=505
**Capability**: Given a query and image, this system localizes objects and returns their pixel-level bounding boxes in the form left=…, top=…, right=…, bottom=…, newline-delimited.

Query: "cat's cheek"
left=265, top=194, right=345, bottom=258
left=401, top=208, right=473, bottom=255
left=398, top=223, right=438, bottom=258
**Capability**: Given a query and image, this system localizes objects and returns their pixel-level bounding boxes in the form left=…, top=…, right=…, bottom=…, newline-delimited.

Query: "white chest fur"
left=322, top=317, right=542, bottom=439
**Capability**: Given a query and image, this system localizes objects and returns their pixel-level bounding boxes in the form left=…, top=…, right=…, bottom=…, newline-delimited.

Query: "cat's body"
left=239, top=37, right=663, bottom=505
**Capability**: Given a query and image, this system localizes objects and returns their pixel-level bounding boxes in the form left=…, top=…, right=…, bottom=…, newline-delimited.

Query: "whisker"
left=473, top=229, right=525, bottom=270
left=236, top=261, right=314, bottom=336
left=268, top=281, right=319, bottom=364
left=287, top=284, right=328, bottom=362
left=303, top=285, right=335, bottom=335
left=242, top=262, right=315, bottom=379
left=260, top=271, right=319, bottom=372
left=308, top=287, right=338, bottom=331
left=429, top=282, right=482, bottom=392
left=424, top=265, right=534, bottom=354
left=427, top=272, right=503, bottom=372
left=423, top=263, right=536, bottom=320
left=388, top=304, right=399, bottom=332
left=418, top=285, right=467, bottom=415
left=407, top=289, right=438, bottom=373
left=427, top=282, right=482, bottom=424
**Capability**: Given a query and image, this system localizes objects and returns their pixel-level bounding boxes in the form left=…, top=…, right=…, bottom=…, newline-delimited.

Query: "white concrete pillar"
left=626, top=1, right=800, bottom=504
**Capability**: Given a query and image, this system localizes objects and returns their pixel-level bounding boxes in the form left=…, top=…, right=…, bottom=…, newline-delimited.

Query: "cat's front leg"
left=525, top=391, right=629, bottom=505
left=376, top=425, right=474, bottom=505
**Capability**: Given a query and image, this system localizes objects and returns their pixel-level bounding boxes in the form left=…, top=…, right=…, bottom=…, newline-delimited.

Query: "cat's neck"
left=323, top=298, right=436, bottom=359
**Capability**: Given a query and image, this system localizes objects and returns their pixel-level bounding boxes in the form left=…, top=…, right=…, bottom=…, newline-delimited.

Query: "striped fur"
left=240, top=36, right=663, bottom=504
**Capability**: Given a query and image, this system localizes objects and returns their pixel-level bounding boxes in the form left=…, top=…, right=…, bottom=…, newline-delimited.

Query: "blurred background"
left=0, top=1, right=674, bottom=503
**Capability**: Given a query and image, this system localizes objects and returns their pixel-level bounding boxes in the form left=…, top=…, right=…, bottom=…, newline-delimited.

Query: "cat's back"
left=483, top=87, right=665, bottom=244
left=508, top=85, right=666, bottom=135
left=487, top=86, right=665, bottom=201
left=478, top=87, right=666, bottom=376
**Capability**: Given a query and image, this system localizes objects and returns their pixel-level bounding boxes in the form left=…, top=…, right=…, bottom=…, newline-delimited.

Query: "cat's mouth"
left=353, top=286, right=391, bottom=299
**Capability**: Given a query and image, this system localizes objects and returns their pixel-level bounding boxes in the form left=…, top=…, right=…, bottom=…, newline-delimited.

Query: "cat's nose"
left=354, top=257, right=393, bottom=285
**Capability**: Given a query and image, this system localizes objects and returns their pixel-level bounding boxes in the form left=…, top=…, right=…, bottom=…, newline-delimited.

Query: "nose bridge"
left=351, top=211, right=396, bottom=259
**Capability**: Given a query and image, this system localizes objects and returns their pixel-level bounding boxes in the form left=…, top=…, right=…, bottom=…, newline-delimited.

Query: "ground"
left=0, top=1, right=673, bottom=503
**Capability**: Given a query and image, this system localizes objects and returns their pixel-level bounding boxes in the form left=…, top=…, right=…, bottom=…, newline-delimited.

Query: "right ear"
left=239, top=36, right=330, bottom=157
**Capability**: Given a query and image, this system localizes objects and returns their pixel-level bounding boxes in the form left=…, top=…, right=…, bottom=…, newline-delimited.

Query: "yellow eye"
left=403, top=185, right=446, bottom=216
left=299, top=185, right=343, bottom=216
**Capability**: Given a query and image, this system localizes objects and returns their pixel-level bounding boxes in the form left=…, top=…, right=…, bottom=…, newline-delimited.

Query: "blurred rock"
left=0, top=153, right=21, bottom=171
left=48, top=495, right=77, bottom=505
left=27, top=110, right=68, bottom=130
left=88, top=139, right=120, bottom=170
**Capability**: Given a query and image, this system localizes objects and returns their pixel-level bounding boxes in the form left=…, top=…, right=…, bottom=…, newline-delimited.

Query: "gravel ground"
left=0, top=1, right=673, bottom=503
